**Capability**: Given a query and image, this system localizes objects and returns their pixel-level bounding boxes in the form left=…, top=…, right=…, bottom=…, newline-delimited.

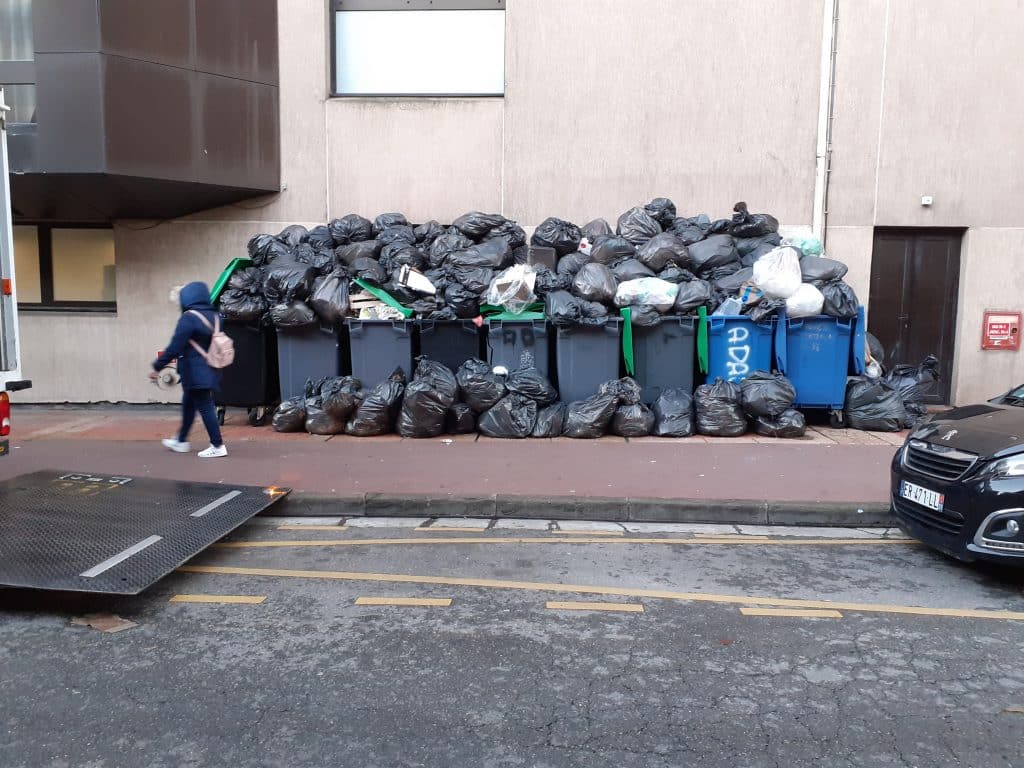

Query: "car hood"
left=912, top=404, right=1024, bottom=460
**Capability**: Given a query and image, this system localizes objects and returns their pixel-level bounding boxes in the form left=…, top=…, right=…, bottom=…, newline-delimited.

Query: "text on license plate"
left=902, top=481, right=944, bottom=512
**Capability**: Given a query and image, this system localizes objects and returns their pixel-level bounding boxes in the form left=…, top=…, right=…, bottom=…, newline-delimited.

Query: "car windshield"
left=1000, top=386, right=1024, bottom=406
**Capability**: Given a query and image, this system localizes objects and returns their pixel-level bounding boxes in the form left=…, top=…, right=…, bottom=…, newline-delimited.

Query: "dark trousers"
left=178, top=388, right=223, bottom=446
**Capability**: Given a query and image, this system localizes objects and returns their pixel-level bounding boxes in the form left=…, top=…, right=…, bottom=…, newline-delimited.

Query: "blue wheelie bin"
left=705, top=315, right=778, bottom=384
left=776, top=311, right=856, bottom=409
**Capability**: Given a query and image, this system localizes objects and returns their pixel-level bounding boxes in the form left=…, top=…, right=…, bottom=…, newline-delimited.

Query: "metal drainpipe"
left=813, top=0, right=840, bottom=249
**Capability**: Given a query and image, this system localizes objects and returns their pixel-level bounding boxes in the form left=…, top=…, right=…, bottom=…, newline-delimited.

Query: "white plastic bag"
left=785, top=283, right=825, bottom=318
left=486, top=264, right=537, bottom=315
left=613, top=278, right=679, bottom=312
left=753, top=246, right=802, bottom=300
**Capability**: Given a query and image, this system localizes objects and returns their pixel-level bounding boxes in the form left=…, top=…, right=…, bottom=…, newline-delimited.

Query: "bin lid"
left=210, top=257, right=253, bottom=304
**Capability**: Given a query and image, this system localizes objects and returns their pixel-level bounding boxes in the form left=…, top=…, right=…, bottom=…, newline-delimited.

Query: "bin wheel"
left=829, top=410, right=846, bottom=429
left=216, top=407, right=226, bottom=426
left=247, top=407, right=269, bottom=427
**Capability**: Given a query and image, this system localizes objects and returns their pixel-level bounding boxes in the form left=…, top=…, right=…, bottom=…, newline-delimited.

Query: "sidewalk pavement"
left=3, top=405, right=905, bottom=526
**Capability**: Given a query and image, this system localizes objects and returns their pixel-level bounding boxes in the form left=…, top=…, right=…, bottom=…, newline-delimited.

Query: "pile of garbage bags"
left=844, top=354, right=940, bottom=431
left=221, top=198, right=861, bottom=330
left=694, top=371, right=806, bottom=438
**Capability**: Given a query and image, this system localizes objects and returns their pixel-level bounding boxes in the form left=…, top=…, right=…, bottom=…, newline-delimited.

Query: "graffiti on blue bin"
left=726, top=326, right=751, bottom=381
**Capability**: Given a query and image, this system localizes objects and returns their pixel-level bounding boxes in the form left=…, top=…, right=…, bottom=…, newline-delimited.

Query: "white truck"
left=0, top=88, right=33, bottom=453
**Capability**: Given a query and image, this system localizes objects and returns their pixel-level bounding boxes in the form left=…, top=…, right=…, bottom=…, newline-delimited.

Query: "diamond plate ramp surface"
left=0, top=471, right=288, bottom=595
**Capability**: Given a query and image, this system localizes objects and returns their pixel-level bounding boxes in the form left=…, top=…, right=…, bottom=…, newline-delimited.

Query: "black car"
left=891, top=385, right=1024, bottom=563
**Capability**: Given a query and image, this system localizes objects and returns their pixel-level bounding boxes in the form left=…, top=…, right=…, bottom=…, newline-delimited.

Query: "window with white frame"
left=331, top=0, right=505, bottom=97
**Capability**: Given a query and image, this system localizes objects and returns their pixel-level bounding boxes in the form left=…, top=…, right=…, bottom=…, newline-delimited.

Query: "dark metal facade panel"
left=32, top=53, right=105, bottom=173
left=0, top=470, right=287, bottom=595
left=195, top=0, right=278, bottom=86
left=98, top=0, right=194, bottom=70
left=31, top=0, right=101, bottom=53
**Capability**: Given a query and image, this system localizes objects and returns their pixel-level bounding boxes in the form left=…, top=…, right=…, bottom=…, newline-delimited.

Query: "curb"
left=269, top=493, right=893, bottom=527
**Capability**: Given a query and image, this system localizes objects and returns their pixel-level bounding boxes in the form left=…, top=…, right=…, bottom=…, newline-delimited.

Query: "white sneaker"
left=162, top=438, right=191, bottom=453
left=198, top=445, right=228, bottom=459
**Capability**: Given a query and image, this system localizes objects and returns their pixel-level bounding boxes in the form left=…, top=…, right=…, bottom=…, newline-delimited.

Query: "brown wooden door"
left=868, top=228, right=963, bottom=404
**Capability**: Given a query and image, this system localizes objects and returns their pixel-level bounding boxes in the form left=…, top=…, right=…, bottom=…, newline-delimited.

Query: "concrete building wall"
left=16, top=0, right=1024, bottom=405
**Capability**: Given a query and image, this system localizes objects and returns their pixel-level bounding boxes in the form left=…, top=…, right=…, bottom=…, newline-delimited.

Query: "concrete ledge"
left=266, top=492, right=893, bottom=527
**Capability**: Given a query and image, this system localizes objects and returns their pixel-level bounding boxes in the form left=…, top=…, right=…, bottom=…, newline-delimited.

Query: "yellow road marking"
left=215, top=536, right=914, bottom=549
left=176, top=565, right=1024, bottom=622
left=1004, top=708, right=1024, bottom=714
left=547, top=601, right=643, bottom=613
left=740, top=607, right=843, bottom=619
left=355, top=597, right=452, bottom=607
left=169, top=594, right=266, bottom=604
left=554, top=530, right=625, bottom=536
left=277, top=525, right=348, bottom=531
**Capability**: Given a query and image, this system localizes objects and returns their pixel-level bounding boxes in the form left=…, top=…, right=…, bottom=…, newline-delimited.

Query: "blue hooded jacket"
left=152, top=282, right=221, bottom=391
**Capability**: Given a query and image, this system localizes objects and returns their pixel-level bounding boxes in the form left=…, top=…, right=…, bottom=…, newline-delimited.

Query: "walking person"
left=150, top=281, right=229, bottom=458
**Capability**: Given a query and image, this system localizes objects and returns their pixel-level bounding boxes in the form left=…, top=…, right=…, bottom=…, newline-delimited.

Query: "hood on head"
left=179, top=281, right=212, bottom=310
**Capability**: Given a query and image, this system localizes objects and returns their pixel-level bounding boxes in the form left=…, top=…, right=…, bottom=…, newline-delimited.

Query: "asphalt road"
left=2, top=518, right=1024, bottom=768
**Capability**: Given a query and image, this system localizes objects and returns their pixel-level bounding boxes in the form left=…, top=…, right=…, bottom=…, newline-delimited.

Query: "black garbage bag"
left=397, top=357, right=459, bottom=438
left=579, top=301, right=610, bottom=322
left=443, top=283, right=481, bottom=318
left=453, top=211, right=506, bottom=240
left=219, top=288, right=267, bottom=322
left=636, top=232, right=690, bottom=272
left=562, top=393, right=619, bottom=439
left=269, top=301, right=316, bottom=328
left=740, top=371, right=797, bottom=418
left=533, top=266, right=572, bottom=296
left=456, top=358, right=507, bottom=413
left=613, top=258, right=656, bottom=282
left=247, top=234, right=291, bottom=266
left=313, top=246, right=337, bottom=275
left=381, top=281, right=419, bottom=306
left=428, top=306, right=459, bottom=321
left=306, top=398, right=347, bottom=436
left=531, top=217, right=582, bottom=256
left=380, top=243, right=428, bottom=272
left=599, top=377, right=642, bottom=404
left=745, top=297, right=785, bottom=322
left=306, top=225, right=335, bottom=250
left=309, top=269, right=350, bottom=324
left=373, top=213, right=409, bottom=235
left=351, top=257, right=387, bottom=285
left=616, top=206, right=662, bottom=246
left=581, top=218, right=613, bottom=241
left=729, top=202, right=779, bottom=238
left=449, top=265, right=495, bottom=296
left=450, top=239, right=511, bottom=270
left=264, top=260, right=317, bottom=303
left=590, top=236, right=635, bottom=267
left=867, top=332, right=885, bottom=364
left=346, top=369, right=407, bottom=436
left=708, top=219, right=732, bottom=234
left=532, top=402, right=567, bottom=437
left=644, top=197, right=677, bottom=227
left=278, top=224, right=309, bottom=247
left=689, top=235, right=741, bottom=276
left=673, top=279, right=714, bottom=314
left=272, top=397, right=307, bottom=433
left=506, top=364, right=558, bottom=406
left=714, top=266, right=755, bottom=295
left=546, top=290, right=583, bottom=326
left=657, top=264, right=695, bottom=284
left=292, top=242, right=317, bottom=266
left=446, top=402, right=477, bottom=434
left=845, top=377, right=908, bottom=432
left=695, top=379, right=747, bottom=437
left=335, top=240, right=381, bottom=266
left=735, top=232, right=782, bottom=258
left=572, top=263, right=618, bottom=304
left=377, top=225, right=417, bottom=248
left=667, top=218, right=709, bottom=246
left=885, top=355, right=940, bottom=406
left=624, top=305, right=659, bottom=326
left=821, top=280, right=859, bottom=319
left=612, top=403, right=655, bottom=437
left=321, top=376, right=362, bottom=420
left=755, top=409, right=807, bottom=438
left=556, top=251, right=591, bottom=278
left=488, top=221, right=527, bottom=250
left=329, top=214, right=373, bottom=245
left=414, top=220, right=444, bottom=245
left=652, top=389, right=694, bottom=437
left=429, top=230, right=474, bottom=268
left=410, top=297, right=443, bottom=316
left=800, top=256, right=849, bottom=284
left=477, top=394, right=538, bottom=439
left=223, top=265, right=265, bottom=296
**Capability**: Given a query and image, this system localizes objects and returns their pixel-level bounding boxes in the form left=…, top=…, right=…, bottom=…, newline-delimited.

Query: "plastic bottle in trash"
left=712, top=296, right=743, bottom=316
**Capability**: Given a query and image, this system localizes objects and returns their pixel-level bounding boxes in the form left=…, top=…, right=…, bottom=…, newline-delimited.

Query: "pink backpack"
left=188, top=310, right=235, bottom=369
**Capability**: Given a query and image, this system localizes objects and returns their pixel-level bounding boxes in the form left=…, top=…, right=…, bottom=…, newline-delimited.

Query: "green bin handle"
left=352, top=278, right=414, bottom=318
left=620, top=307, right=635, bottom=376
left=697, top=306, right=709, bottom=374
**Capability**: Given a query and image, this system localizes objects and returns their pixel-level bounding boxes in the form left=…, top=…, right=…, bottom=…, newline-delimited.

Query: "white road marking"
left=190, top=491, right=242, bottom=518
left=80, top=535, right=163, bottom=578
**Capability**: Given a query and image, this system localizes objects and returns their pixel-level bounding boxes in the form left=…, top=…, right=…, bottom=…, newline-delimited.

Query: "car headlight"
left=974, top=455, right=1024, bottom=481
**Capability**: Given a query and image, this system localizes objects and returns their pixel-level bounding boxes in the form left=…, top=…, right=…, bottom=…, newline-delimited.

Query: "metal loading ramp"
left=0, top=471, right=289, bottom=595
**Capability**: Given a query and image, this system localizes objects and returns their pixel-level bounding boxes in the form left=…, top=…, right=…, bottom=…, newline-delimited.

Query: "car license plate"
left=901, top=481, right=944, bottom=512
